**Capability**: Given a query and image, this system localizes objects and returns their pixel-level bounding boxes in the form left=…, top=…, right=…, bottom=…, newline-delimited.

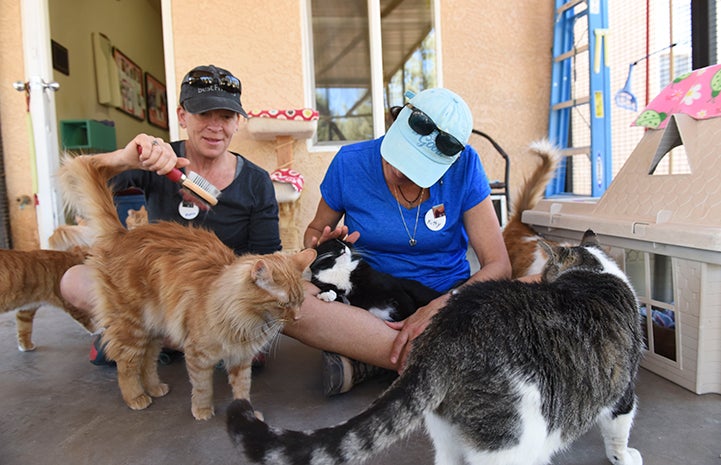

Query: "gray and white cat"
left=227, top=230, right=644, bottom=465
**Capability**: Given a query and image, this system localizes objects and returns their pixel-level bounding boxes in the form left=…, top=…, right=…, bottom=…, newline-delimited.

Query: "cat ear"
left=580, top=229, right=600, bottom=247
left=251, top=259, right=270, bottom=282
left=293, top=248, right=317, bottom=271
left=539, top=240, right=556, bottom=260
left=250, top=258, right=278, bottom=294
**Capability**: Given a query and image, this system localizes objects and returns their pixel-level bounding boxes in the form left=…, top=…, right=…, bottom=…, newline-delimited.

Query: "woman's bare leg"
left=60, top=264, right=96, bottom=313
left=283, top=284, right=400, bottom=371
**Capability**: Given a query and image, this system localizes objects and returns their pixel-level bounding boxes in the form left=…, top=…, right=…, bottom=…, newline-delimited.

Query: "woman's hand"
left=386, top=293, right=450, bottom=372
left=125, top=134, right=190, bottom=175
left=308, top=225, right=360, bottom=248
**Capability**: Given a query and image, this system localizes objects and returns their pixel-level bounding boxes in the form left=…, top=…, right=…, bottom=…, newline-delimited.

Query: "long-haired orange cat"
left=57, top=155, right=315, bottom=420
left=0, top=246, right=95, bottom=351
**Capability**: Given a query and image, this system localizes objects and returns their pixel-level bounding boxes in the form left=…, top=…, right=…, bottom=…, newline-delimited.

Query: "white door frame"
left=161, top=0, right=179, bottom=141
left=20, top=0, right=64, bottom=248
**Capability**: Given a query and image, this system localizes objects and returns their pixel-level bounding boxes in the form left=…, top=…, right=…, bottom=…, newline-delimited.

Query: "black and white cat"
left=309, top=238, right=442, bottom=322
left=227, top=230, right=644, bottom=465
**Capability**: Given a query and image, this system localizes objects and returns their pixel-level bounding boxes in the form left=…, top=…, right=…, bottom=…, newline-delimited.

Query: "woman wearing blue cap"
left=285, top=88, right=512, bottom=395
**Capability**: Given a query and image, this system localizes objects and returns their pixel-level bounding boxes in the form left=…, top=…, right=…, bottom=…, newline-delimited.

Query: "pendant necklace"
left=393, top=185, right=423, bottom=247
left=397, top=184, right=423, bottom=207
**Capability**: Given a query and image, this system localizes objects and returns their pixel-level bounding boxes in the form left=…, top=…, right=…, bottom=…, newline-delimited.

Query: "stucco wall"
left=170, top=0, right=554, bottom=234
left=444, top=1, right=554, bottom=193
left=0, top=0, right=38, bottom=249
left=171, top=0, right=332, bottom=231
left=0, top=0, right=553, bottom=249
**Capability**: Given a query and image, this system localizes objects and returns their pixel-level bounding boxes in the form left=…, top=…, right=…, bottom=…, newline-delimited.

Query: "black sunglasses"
left=406, top=106, right=464, bottom=156
left=183, top=70, right=241, bottom=94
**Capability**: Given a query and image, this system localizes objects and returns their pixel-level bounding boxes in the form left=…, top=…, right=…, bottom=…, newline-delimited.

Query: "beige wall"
left=0, top=0, right=553, bottom=249
left=170, top=0, right=555, bottom=232
left=171, top=0, right=331, bottom=228
left=0, top=0, right=38, bottom=249
left=442, top=0, right=554, bottom=201
left=49, top=0, right=169, bottom=147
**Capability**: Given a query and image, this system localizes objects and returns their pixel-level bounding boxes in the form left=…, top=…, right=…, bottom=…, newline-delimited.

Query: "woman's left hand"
left=386, top=294, right=450, bottom=372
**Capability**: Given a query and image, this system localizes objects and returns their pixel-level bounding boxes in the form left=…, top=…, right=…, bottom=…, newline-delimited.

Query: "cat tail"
left=507, top=139, right=561, bottom=225
left=227, top=362, right=447, bottom=465
left=57, top=154, right=126, bottom=240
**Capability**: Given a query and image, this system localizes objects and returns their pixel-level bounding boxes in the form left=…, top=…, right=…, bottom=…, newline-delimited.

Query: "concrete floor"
left=1, top=307, right=719, bottom=465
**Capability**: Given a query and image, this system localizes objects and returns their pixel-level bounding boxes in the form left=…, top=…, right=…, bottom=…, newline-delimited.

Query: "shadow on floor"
left=0, top=308, right=719, bottom=465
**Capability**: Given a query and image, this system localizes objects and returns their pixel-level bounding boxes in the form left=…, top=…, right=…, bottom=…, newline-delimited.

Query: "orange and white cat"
left=57, top=155, right=315, bottom=420
left=502, top=140, right=562, bottom=278
left=0, top=246, right=96, bottom=351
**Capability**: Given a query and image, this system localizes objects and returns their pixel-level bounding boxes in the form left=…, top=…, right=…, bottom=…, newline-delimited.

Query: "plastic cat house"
left=523, top=64, right=721, bottom=395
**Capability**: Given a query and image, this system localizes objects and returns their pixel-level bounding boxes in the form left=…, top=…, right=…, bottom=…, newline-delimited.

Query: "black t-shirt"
left=112, top=140, right=281, bottom=255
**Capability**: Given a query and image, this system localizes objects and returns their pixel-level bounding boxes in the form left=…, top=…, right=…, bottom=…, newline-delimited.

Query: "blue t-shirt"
left=320, top=136, right=490, bottom=292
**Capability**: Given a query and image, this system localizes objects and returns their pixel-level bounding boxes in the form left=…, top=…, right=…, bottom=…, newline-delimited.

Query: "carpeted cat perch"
left=247, top=108, right=318, bottom=251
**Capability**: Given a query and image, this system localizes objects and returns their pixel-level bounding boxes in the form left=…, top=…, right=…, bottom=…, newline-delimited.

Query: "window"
left=551, top=0, right=697, bottom=196
left=625, top=249, right=678, bottom=362
left=309, top=0, right=438, bottom=146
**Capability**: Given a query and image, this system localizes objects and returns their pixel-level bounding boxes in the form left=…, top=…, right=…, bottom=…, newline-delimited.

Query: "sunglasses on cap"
left=394, top=105, right=464, bottom=156
left=182, top=70, right=241, bottom=94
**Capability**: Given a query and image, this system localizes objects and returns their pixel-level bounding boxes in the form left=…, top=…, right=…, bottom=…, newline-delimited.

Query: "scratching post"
left=246, top=109, right=319, bottom=252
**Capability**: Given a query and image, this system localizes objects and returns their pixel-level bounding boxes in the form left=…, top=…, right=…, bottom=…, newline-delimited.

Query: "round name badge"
left=425, top=204, right=446, bottom=231
left=178, top=200, right=200, bottom=220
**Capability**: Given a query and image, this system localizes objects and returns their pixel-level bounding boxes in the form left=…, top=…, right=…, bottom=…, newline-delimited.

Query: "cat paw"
left=125, top=393, right=153, bottom=411
left=192, top=405, right=215, bottom=421
left=254, top=410, right=264, bottom=421
left=18, top=343, right=37, bottom=352
left=147, top=383, right=170, bottom=398
left=627, top=448, right=642, bottom=465
left=606, top=447, right=643, bottom=465
left=317, top=290, right=337, bottom=302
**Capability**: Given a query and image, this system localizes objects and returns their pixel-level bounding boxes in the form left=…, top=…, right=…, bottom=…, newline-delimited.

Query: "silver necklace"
left=393, top=185, right=423, bottom=247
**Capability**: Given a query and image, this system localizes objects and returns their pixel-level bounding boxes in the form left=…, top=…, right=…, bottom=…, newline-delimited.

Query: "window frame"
left=301, top=0, right=443, bottom=152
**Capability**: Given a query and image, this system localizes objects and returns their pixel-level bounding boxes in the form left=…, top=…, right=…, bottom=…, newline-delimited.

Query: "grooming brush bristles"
left=188, top=171, right=222, bottom=199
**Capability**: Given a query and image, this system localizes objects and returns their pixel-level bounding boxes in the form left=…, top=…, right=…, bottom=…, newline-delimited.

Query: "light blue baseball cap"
left=380, top=88, right=473, bottom=188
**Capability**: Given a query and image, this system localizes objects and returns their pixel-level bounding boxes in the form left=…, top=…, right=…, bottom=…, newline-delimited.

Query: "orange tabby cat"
left=49, top=206, right=147, bottom=251
left=0, top=246, right=96, bottom=351
left=124, top=205, right=148, bottom=230
left=48, top=216, right=95, bottom=250
left=57, top=155, right=315, bottom=420
left=502, top=140, right=562, bottom=278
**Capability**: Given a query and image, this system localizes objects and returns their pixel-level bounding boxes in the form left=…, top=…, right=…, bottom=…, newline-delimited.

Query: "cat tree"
left=247, top=109, right=318, bottom=251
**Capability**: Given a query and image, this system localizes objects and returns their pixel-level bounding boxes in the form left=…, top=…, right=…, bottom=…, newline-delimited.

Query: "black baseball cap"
left=179, top=65, right=248, bottom=117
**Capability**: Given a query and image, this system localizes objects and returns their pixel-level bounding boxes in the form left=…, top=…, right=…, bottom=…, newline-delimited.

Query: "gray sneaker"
left=321, top=351, right=393, bottom=396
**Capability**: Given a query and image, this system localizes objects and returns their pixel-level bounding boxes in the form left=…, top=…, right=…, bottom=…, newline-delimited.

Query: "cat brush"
left=136, top=145, right=220, bottom=207
left=165, top=168, right=220, bottom=207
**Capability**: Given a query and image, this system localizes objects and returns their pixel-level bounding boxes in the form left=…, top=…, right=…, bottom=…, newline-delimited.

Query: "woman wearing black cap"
left=60, top=65, right=281, bottom=364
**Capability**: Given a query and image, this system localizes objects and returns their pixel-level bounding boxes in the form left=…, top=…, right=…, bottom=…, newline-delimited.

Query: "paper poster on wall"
left=113, top=48, right=146, bottom=120
left=92, top=32, right=121, bottom=106
left=145, top=73, right=168, bottom=130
